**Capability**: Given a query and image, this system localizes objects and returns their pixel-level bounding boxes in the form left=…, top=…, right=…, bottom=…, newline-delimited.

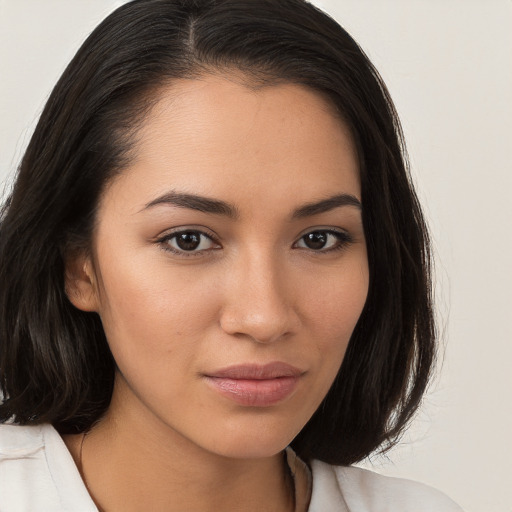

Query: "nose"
left=219, top=253, right=299, bottom=344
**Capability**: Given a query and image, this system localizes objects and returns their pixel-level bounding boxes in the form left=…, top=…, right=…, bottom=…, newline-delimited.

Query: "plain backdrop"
left=1, top=1, right=511, bottom=511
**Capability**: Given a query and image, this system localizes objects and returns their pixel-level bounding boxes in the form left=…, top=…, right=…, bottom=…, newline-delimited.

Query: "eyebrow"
left=142, top=191, right=361, bottom=218
left=291, top=194, right=362, bottom=218
left=143, top=191, right=239, bottom=218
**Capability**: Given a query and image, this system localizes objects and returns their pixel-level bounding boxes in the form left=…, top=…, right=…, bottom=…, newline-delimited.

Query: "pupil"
left=176, top=232, right=200, bottom=251
left=305, top=232, right=327, bottom=250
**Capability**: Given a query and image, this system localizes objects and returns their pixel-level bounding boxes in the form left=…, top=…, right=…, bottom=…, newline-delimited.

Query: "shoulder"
left=308, top=459, right=464, bottom=512
left=0, top=423, right=58, bottom=510
left=0, top=421, right=46, bottom=455
left=0, top=423, right=96, bottom=511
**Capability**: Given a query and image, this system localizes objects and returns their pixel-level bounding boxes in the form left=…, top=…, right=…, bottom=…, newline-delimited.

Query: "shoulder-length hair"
left=0, top=0, right=435, bottom=465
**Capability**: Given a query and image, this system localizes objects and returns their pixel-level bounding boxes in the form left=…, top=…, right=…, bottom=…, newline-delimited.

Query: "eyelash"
left=156, top=229, right=221, bottom=257
left=294, top=229, right=354, bottom=254
left=156, top=228, right=354, bottom=257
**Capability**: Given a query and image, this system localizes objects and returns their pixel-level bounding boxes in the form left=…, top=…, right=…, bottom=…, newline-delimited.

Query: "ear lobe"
left=64, top=252, right=100, bottom=312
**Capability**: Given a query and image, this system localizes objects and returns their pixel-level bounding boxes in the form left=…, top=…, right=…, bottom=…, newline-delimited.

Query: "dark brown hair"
left=0, top=0, right=435, bottom=465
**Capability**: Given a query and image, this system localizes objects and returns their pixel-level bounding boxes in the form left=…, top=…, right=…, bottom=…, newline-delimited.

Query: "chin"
left=197, top=416, right=303, bottom=460
left=209, top=439, right=290, bottom=460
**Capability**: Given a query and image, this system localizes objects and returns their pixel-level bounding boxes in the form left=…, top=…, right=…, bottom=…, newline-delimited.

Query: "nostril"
left=219, top=303, right=296, bottom=344
left=219, top=262, right=299, bottom=343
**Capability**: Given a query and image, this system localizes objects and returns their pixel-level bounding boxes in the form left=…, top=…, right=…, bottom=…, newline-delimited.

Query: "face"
left=69, top=74, right=369, bottom=459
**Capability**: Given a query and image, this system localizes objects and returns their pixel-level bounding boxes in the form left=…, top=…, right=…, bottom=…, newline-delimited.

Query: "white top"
left=0, top=423, right=464, bottom=511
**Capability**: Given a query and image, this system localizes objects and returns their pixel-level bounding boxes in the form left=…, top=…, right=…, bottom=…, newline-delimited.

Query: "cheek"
left=93, top=248, right=222, bottom=366
left=306, top=261, right=369, bottom=345
left=312, top=274, right=367, bottom=394
left=283, top=263, right=369, bottom=433
left=296, top=257, right=369, bottom=395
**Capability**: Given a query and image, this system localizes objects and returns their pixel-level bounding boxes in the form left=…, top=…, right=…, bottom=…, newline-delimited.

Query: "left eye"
left=162, top=230, right=218, bottom=253
left=294, top=230, right=350, bottom=251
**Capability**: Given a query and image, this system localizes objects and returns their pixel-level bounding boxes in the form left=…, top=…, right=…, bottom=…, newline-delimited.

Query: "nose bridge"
left=220, top=245, right=296, bottom=343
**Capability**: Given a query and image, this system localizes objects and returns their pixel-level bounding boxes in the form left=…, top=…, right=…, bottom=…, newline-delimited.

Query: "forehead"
left=104, top=74, right=360, bottom=213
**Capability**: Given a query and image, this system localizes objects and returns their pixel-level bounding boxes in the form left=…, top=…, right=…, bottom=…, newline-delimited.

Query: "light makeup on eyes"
left=295, top=229, right=353, bottom=252
left=163, top=230, right=220, bottom=254
left=156, top=226, right=354, bottom=257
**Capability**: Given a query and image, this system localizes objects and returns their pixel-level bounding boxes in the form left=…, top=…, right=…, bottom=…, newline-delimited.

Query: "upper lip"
left=205, top=362, right=303, bottom=380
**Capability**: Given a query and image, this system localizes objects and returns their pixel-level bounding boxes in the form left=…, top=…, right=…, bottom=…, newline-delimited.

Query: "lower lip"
left=204, top=376, right=299, bottom=407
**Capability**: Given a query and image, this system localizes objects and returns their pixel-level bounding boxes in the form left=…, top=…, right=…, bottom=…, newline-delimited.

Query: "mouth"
left=203, top=362, right=304, bottom=407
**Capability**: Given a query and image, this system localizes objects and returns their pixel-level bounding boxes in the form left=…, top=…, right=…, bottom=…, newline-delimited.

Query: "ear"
left=64, top=250, right=100, bottom=312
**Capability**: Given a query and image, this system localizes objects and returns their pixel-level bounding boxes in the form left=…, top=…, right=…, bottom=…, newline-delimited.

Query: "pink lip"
left=203, top=363, right=303, bottom=407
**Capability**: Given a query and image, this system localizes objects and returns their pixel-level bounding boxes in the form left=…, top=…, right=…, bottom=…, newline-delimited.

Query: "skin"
left=64, top=73, right=369, bottom=512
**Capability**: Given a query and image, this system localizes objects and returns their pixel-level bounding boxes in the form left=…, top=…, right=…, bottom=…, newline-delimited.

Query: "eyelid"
left=155, top=224, right=218, bottom=240
left=293, top=227, right=354, bottom=252
left=294, top=226, right=352, bottom=240
left=155, top=226, right=221, bottom=257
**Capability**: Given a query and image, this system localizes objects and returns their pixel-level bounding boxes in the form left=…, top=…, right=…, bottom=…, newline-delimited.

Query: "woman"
left=0, top=0, right=463, bottom=510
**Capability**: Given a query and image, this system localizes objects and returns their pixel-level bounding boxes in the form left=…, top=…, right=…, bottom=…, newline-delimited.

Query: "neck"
left=63, top=379, right=296, bottom=512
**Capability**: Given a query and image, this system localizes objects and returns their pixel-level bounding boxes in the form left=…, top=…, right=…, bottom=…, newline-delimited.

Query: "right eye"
left=158, top=229, right=220, bottom=256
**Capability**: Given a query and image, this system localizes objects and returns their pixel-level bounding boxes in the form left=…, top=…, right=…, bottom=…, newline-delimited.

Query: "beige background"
left=1, top=1, right=511, bottom=510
